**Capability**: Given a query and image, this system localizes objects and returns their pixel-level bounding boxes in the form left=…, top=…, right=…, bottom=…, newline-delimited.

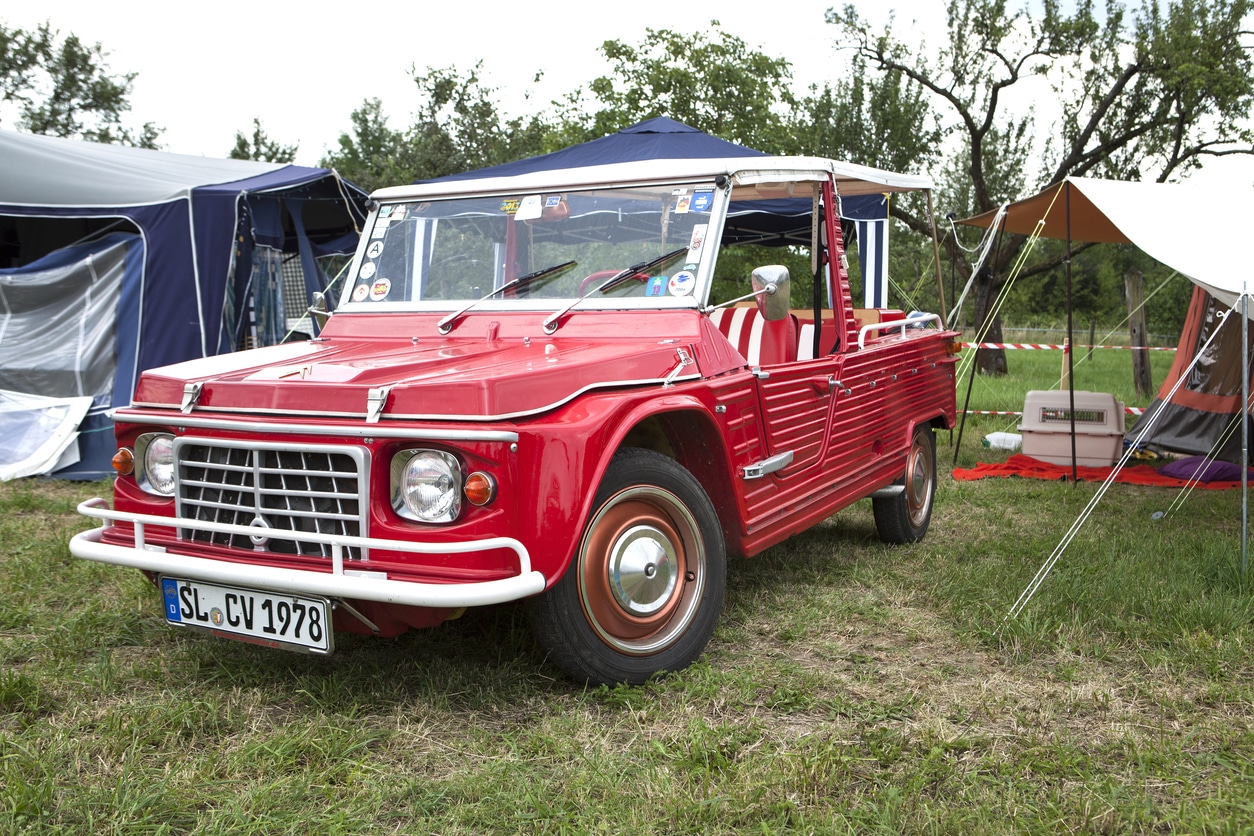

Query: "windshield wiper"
left=541, top=247, right=688, bottom=335
left=437, top=260, right=577, bottom=334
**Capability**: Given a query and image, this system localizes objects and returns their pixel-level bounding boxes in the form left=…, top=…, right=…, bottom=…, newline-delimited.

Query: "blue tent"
left=435, top=116, right=765, bottom=178
left=0, top=130, right=369, bottom=478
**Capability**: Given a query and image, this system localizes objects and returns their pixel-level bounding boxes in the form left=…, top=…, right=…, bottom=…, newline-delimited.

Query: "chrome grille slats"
left=174, top=439, right=368, bottom=560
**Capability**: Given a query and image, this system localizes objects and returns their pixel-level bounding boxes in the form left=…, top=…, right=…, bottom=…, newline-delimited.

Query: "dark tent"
left=0, top=130, right=370, bottom=478
left=1133, top=285, right=1253, bottom=462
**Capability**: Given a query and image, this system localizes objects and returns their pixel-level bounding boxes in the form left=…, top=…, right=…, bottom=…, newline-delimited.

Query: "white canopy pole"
left=1243, top=287, right=1249, bottom=575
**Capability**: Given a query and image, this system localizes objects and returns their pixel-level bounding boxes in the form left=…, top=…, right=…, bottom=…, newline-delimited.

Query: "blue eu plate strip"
left=161, top=578, right=182, bottom=622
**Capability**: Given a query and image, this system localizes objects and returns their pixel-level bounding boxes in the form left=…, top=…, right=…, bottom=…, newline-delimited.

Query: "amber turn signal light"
left=112, top=448, right=135, bottom=476
left=945, top=339, right=963, bottom=356
left=463, top=471, right=496, bottom=506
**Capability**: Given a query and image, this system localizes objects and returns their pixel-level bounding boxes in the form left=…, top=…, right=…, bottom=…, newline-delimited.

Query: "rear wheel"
left=528, top=448, right=726, bottom=685
left=873, top=425, right=936, bottom=544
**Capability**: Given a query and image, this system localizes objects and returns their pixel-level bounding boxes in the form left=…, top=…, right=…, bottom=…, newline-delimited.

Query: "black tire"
left=527, top=448, right=727, bottom=685
left=872, top=425, right=936, bottom=544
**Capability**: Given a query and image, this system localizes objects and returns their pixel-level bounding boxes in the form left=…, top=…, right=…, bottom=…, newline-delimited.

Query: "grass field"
left=2, top=346, right=1251, bottom=834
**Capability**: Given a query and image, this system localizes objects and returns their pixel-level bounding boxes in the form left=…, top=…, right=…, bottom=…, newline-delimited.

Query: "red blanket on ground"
left=952, top=454, right=1247, bottom=489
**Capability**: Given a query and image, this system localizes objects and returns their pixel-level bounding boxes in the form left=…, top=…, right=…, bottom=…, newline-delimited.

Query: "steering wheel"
left=578, top=270, right=651, bottom=296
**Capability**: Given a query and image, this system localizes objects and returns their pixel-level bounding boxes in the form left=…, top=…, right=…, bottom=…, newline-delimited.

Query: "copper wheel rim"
left=578, top=486, right=705, bottom=655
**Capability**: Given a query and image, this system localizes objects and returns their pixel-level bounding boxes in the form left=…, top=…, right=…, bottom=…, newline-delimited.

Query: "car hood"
left=131, top=334, right=700, bottom=421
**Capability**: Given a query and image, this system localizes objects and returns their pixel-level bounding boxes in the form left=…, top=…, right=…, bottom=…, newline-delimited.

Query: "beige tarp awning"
left=958, top=176, right=1253, bottom=310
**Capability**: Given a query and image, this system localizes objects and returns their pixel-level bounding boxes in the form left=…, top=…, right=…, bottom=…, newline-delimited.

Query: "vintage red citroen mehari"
left=71, top=156, right=958, bottom=684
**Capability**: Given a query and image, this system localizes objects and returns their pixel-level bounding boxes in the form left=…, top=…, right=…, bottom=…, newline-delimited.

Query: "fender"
left=521, top=385, right=733, bottom=588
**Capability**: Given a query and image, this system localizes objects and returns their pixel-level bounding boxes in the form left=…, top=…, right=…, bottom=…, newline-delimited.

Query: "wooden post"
left=1060, top=338, right=1070, bottom=390
left=1086, top=321, right=1096, bottom=362
left=1125, top=269, right=1152, bottom=397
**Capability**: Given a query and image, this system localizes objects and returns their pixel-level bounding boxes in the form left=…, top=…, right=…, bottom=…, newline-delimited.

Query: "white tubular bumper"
left=70, top=499, right=546, bottom=609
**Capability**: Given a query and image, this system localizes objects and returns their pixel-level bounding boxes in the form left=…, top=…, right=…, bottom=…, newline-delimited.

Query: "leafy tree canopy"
left=321, top=64, right=555, bottom=192
left=581, top=23, right=797, bottom=151
left=0, top=20, right=160, bottom=147
left=229, top=117, right=297, bottom=163
left=828, top=0, right=1253, bottom=215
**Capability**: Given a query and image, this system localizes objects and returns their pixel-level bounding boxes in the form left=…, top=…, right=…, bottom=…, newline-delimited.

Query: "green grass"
left=2, top=350, right=1251, bottom=834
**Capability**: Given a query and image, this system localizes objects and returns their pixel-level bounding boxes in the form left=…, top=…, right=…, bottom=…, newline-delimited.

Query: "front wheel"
left=527, top=448, right=726, bottom=685
left=872, top=425, right=936, bottom=544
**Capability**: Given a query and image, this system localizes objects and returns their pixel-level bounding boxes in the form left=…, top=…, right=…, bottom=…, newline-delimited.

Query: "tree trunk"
left=972, top=268, right=1008, bottom=376
left=1125, top=269, right=1152, bottom=397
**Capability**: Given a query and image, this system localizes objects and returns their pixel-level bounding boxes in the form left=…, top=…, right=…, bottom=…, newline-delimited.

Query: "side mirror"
left=751, top=265, right=791, bottom=321
left=308, top=291, right=330, bottom=329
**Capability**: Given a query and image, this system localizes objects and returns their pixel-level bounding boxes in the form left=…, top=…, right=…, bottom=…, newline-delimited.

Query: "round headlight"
left=392, top=450, right=462, bottom=523
left=136, top=433, right=176, bottom=496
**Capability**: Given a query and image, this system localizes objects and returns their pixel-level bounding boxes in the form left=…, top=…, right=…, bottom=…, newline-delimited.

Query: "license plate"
left=160, top=577, right=333, bottom=654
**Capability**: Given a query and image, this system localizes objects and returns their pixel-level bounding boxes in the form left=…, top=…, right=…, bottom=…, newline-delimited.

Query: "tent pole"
left=1065, top=184, right=1078, bottom=484
left=1243, top=289, right=1249, bottom=576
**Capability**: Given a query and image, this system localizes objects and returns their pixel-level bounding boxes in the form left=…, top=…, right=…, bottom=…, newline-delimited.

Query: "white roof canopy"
left=375, top=156, right=934, bottom=202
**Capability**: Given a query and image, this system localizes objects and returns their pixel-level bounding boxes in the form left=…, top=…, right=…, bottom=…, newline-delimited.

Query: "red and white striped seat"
left=707, top=306, right=797, bottom=366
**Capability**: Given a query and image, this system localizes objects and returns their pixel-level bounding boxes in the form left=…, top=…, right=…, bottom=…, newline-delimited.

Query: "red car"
left=72, top=156, right=959, bottom=684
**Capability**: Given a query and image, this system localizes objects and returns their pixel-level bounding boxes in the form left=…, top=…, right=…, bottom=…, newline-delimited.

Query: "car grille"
left=174, top=439, right=368, bottom=559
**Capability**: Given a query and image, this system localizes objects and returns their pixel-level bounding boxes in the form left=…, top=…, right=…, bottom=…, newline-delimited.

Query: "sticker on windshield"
left=691, top=191, right=714, bottom=212
left=366, top=241, right=384, bottom=259
left=645, top=275, right=667, bottom=297
left=674, top=194, right=692, bottom=214
left=358, top=261, right=377, bottom=280
left=370, top=218, right=390, bottom=238
left=516, top=195, right=543, bottom=221
left=370, top=278, right=391, bottom=301
left=351, top=283, right=370, bottom=302
left=688, top=224, right=707, bottom=254
left=668, top=271, right=696, bottom=297
left=500, top=198, right=521, bottom=215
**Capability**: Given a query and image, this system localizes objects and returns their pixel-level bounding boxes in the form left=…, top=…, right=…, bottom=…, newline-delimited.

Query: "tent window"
left=0, top=215, right=141, bottom=269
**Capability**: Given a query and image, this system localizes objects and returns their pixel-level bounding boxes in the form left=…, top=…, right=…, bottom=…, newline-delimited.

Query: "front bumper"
left=70, top=499, right=546, bottom=609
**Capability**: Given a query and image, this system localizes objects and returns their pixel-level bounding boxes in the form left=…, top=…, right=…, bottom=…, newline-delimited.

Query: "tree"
left=785, top=56, right=940, bottom=174
left=580, top=24, right=797, bottom=151
left=320, top=98, right=417, bottom=193
left=825, top=0, right=1254, bottom=374
left=230, top=118, right=297, bottom=163
left=0, top=21, right=160, bottom=147
left=322, top=64, right=557, bottom=192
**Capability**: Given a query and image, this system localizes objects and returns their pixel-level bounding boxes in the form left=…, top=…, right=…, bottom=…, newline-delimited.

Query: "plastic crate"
left=1018, top=390, right=1125, bottom=467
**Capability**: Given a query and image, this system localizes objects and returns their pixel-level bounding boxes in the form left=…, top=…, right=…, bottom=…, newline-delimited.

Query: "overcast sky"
left=8, top=1, right=910, bottom=164
left=5, top=1, right=1251, bottom=188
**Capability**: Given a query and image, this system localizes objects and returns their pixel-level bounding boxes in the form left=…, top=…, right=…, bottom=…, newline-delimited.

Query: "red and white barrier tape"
left=964, top=406, right=1146, bottom=416
left=960, top=342, right=1175, bottom=351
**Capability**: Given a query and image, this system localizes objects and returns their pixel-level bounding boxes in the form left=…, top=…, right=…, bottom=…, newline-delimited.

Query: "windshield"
left=341, top=181, right=720, bottom=310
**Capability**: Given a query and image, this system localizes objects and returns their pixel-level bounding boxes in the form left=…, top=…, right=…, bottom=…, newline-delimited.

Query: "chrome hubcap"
left=607, top=525, right=678, bottom=616
left=905, top=435, right=934, bottom=527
